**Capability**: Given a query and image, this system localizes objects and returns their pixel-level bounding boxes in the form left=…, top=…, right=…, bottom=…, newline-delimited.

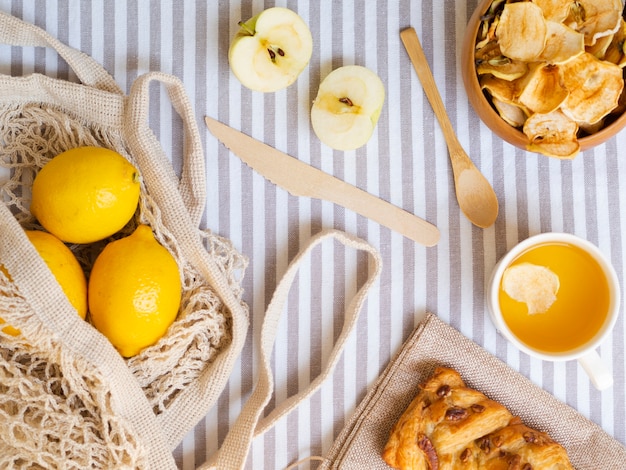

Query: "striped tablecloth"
left=2, top=1, right=625, bottom=468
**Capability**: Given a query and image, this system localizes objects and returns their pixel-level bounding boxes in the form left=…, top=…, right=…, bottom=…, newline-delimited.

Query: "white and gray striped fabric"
left=2, top=1, right=625, bottom=469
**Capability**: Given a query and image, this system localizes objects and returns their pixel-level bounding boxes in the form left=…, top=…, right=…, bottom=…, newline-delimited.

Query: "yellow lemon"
left=30, top=146, right=141, bottom=244
left=88, top=224, right=181, bottom=358
left=1, top=230, right=88, bottom=336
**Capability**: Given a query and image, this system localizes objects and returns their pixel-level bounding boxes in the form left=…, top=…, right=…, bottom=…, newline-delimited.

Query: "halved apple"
left=310, top=65, right=385, bottom=151
left=228, top=7, right=313, bottom=93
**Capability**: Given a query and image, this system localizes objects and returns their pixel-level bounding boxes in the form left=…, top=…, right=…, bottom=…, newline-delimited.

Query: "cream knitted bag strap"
left=125, top=72, right=251, bottom=449
left=0, top=10, right=122, bottom=94
left=126, top=71, right=207, bottom=229
left=201, top=229, right=383, bottom=469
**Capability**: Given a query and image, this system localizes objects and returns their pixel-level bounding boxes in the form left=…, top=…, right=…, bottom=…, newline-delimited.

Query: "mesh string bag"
left=0, top=11, right=249, bottom=469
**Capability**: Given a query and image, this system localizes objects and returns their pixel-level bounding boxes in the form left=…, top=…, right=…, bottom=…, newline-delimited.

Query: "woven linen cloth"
left=319, top=312, right=626, bottom=469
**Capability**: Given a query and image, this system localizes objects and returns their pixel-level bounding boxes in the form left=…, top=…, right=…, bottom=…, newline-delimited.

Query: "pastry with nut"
left=382, top=367, right=573, bottom=469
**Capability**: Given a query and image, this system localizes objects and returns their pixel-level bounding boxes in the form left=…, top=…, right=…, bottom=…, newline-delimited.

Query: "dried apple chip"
left=576, top=0, right=622, bottom=46
left=496, top=2, right=548, bottom=62
left=538, top=20, right=585, bottom=63
left=480, top=74, right=524, bottom=104
left=477, top=59, right=529, bottom=80
left=532, top=0, right=572, bottom=23
left=476, top=40, right=530, bottom=80
left=528, top=139, right=580, bottom=158
left=502, top=262, right=560, bottom=315
left=475, top=39, right=501, bottom=62
left=523, top=109, right=580, bottom=159
left=476, top=16, right=501, bottom=50
left=492, top=97, right=529, bottom=127
left=586, top=33, right=614, bottom=60
left=560, top=52, right=624, bottom=124
left=602, top=19, right=626, bottom=66
left=476, top=0, right=506, bottom=48
left=518, top=63, right=569, bottom=114
left=475, top=40, right=530, bottom=80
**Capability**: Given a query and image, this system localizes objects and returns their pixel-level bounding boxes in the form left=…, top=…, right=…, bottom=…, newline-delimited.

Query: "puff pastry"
left=382, top=367, right=573, bottom=469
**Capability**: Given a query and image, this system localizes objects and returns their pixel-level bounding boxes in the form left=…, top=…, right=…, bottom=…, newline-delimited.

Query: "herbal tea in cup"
left=487, top=233, right=620, bottom=390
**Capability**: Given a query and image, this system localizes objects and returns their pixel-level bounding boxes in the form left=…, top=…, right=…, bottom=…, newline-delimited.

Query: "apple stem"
left=238, top=20, right=255, bottom=36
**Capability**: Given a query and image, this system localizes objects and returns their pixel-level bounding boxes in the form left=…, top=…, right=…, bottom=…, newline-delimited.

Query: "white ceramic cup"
left=486, top=233, right=621, bottom=391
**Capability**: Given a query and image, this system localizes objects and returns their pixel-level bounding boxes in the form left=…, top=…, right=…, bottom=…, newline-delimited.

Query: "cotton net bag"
left=0, top=11, right=248, bottom=469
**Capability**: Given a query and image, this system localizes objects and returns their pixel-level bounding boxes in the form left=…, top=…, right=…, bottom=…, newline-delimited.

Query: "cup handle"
left=578, top=349, right=613, bottom=390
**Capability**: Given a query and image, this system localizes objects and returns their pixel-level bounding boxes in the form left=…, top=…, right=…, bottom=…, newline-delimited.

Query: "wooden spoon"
left=400, top=27, right=498, bottom=228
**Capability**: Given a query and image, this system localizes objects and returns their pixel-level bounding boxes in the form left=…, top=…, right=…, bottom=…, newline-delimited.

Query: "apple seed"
left=267, top=46, right=286, bottom=62
left=339, top=97, right=354, bottom=106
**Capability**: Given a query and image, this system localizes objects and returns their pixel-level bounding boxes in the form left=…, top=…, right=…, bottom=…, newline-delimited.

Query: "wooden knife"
left=205, top=116, right=440, bottom=247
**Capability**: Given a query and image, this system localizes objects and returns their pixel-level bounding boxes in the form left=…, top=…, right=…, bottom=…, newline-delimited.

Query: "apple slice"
left=311, top=65, right=385, bottom=151
left=228, top=7, right=313, bottom=93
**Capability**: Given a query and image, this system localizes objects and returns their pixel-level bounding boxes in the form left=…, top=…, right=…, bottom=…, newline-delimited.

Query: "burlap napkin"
left=319, top=312, right=626, bottom=469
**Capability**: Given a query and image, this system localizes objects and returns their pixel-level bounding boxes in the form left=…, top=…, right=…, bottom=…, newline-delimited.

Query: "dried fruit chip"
left=560, top=52, right=624, bottom=124
left=476, top=9, right=501, bottom=50
left=602, top=18, right=626, bottom=66
left=518, top=63, right=569, bottom=114
left=565, top=0, right=584, bottom=28
left=476, top=41, right=531, bottom=80
left=586, top=33, right=614, bottom=60
left=538, top=20, right=585, bottom=63
left=480, top=74, right=524, bottom=104
left=575, top=0, right=622, bottom=46
left=477, top=59, right=529, bottom=80
left=475, top=39, right=501, bottom=62
left=527, top=139, right=580, bottom=158
left=502, top=262, right=560, bottom=315
left=523, top=109, right=580, bottom=158
left=496, top=2, right=548, bottom=62
left=492, top=97, right=528, bottom=127
left=532, top=0, right=572, bottom=23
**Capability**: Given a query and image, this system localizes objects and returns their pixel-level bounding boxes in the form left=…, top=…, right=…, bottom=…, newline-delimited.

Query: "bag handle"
left=201, top=229, right=382, bottom=470
left=0, top=10, right=122, bottom=94
left=127, top=72, right=207, bottom=227
left=0, top=11, right=205, bottom=223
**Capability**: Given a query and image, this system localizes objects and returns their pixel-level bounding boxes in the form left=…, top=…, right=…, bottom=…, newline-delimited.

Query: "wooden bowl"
left=461, top=0, right=626, bottom=153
